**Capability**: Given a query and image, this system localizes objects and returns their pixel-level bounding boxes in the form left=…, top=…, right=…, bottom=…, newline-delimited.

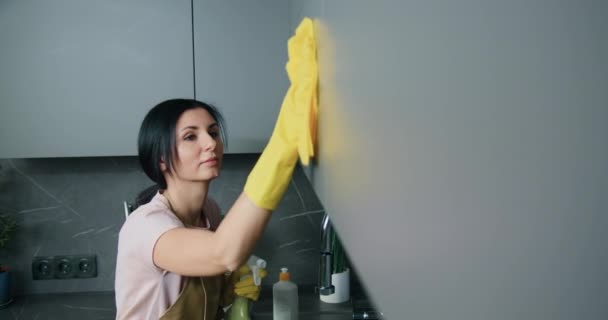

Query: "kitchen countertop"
left=252, top=285, right=353, bottom=320
left=0, top=291, right=116, bottom=320
left=0, top=285, right=369, bottom=319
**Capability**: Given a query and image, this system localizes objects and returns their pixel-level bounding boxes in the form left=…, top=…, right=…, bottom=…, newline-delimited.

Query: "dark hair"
left=137, top=99, right=227, bottom=189
left=133, top=184, right=159, bottom=211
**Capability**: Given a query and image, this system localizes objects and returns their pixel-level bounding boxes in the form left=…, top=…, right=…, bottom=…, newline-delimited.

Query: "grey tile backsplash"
left=0, top=154, right=324, bottom=295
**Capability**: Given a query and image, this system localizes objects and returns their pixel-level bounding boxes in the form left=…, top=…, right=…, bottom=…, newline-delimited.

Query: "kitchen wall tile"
left=0, top=155, right=324, bottom=295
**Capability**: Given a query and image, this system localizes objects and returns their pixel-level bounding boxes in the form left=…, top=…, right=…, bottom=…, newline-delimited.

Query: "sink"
left=249, top=271, right=382, bottom=320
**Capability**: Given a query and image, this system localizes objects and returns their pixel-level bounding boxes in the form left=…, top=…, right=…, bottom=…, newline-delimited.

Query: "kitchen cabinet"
left=0, top=0, right=194, bottom=158
left=193, top=0, right=289, bottom=153
left=0, top=0, right=290, bottom=158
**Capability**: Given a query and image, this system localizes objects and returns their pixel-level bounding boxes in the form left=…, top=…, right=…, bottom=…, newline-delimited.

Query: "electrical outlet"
left=32, top=257, right=54, bottom=280
left=53, top=256, right=75, bottom=279
left=75, top=255, right=97, bottom=278
left=32, top=255, right=97, bottom=280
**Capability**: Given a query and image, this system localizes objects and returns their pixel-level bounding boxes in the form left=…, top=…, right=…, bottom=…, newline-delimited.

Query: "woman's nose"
left=201, top=133, right=217, bottom=151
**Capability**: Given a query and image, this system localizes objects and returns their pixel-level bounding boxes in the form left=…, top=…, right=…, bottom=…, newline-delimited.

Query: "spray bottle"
left=226, top=255, right=267, bottom=320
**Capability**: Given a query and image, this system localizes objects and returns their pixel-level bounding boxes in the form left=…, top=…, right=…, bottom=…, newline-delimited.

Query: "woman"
left=115, top=98, right=300, bottom=319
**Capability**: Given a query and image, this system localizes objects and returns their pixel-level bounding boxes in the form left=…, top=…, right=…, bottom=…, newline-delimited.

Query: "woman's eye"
left=184, top=134, right=196, bottom=141
left=209, top=131, right=219, bottom=138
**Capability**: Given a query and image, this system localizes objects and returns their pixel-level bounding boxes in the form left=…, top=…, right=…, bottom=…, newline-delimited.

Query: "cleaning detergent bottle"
left=226, top=256, right=267, bottom=320
left=273, top=267, right=298, bottom=320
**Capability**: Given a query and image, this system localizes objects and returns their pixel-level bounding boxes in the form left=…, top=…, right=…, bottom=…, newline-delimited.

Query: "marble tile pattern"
left=0, top=154, right=325, bottom=295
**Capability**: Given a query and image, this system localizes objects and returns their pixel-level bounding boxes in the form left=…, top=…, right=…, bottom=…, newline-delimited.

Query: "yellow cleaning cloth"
left=285, top=17, right=318, bottom=165
left=244, top=17, right=318, bottom=210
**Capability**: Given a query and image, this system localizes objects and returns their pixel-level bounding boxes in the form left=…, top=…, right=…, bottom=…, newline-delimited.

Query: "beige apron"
left=159, top=201, right=233, bottom=319
left=160, top=273, right=233, bottom=320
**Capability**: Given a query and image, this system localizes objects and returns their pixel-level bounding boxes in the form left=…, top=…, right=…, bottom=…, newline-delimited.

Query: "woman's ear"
left=160, top=157, right=167, bottom=172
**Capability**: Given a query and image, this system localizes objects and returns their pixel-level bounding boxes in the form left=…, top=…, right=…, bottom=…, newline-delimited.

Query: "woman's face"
left=166, top=108, right=224, bottom=183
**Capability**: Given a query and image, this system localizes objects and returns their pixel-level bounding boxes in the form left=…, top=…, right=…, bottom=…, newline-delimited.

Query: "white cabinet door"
left=193, top=0, right=289, bottom=153
left=0, top=0, right=193, bottom=158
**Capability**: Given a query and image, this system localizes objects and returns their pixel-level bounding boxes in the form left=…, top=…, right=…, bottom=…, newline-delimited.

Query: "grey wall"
left=291, top=0, right=608, bottom=319
left=0, top=155, right=324, bottom=295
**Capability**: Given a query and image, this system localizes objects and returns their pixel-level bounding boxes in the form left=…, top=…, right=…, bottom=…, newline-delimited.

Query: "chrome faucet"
left=319, top=213, right=335, bottom=295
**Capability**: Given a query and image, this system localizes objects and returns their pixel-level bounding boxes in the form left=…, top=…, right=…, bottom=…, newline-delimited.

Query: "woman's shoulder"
left=132, top=192, right=174, bottom=218
left=121, top=193, right=181, bottom=233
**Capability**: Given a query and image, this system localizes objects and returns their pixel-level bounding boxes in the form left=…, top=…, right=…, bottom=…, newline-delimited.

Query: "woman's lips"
left=202, top=158, right=218, bottom=166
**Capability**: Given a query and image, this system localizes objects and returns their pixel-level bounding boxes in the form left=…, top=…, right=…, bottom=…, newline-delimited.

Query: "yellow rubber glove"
left=232, top=265, right=268, bottom=301
left=244, top=17, right=318, bottom=210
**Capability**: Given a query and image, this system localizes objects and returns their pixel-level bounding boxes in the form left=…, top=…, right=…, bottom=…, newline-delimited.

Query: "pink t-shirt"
left=114, top=191, right=222, bottom=320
